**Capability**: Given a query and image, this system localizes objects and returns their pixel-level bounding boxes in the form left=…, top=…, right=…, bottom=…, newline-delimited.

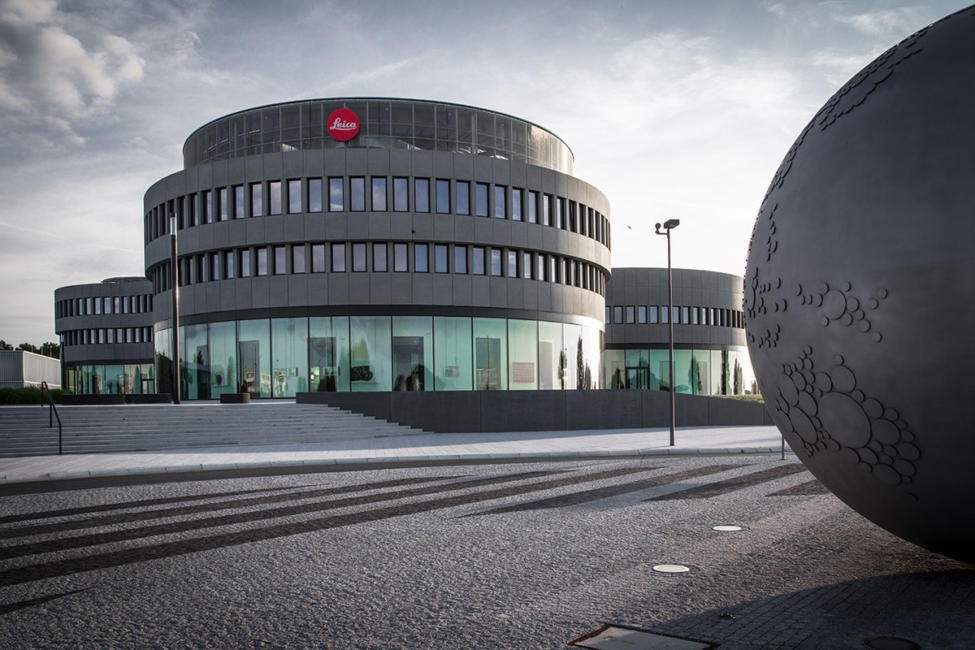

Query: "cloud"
left=831, top=6, right=926, bottom=37
left=0, top=0, right=146, bottom=148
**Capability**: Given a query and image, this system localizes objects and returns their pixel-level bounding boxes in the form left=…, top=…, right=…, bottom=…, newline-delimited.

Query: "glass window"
left=613, top=306, right=623, bottom=323
left=331, top=243, right=346, bottom=271
left=310, top=316, right=350, bottom=392
left=274, top=246, right=286, bottom=274
left=250, top=183, right=263, bottom=217
left=393, top=177, right=408, bottom=212
left=234, top=185, right=245, bottom=218
left=373, top=243, right=387, bottom=272
left=292, top=245, right=305, bottom=273
left=456, top=181, right=470, bottom=215
left=181, top=324, right=209, bottom=399
left=435, top=179, right=450, bottom=214
left=511, top=188, right=522, bottom=221
left=556, top=197, right=566, bottom=229
left=537, top=254, right=546, bottom=281
left=661, top=305, right=669, bottom=323
left=415, top=178, right=430, bottom=212
left=394, top=243, right=408, bottom=272
left=490, top=249, right=502, bottom=276
left=650, top=305, right=659, bottom=323
left=473, top=317, right=507, bottom=390
left=352, top=243, right=366, bottom=272
left=673, top=306, right=680, bottom=324
left=288, top=179, right=301, bottom=213
left=269, top=181, right=282, bottom=215
left=434, top=244, right=448, bottom=273
left=225, top=250, right=235, bottom=279
left=674, top=349, right=693, bottom=394
left=350, top=177, right=365, bottom=211
left=240, top=250, right=252, bottom=277
left=527, top=190, right=537, bottom=223
left=542, top=194, right=551, bottom=226
left=475, top=182, right=489, bottom=216
left=271, top=317, right=309, bottom=397
left=625, top=306, right=635, bottom=323
left=104, top=297, right=112, bottom=314
left=508, top=319, right=537, bottom=390
left=414, top=243, right=429, bottom=272
left=691, top=306, right=699, bottom=325
left=604, top=349, right=626, bottom=389
left=392, top=316, right=433, bottom=391
left=522, top=252, right=532, bottom=279
left=219, top=187, right=228, bottom=221
left=506, top=250, right=517, bottom=277
left=637, top=305, right=647, bottom=323
left=494, top=185, right=506, bottom=219
left=238, top=319, right=271, bottom=397
left=537, top=320, right=563, bottom=389
left=330, top=178, right=345, bottom=211
left=309, top=178, right=322, bottom=212
left=682, top=306, right=690, bottom=324
left=204, top=190, right=213, bottom=223
left=434, top=316, right=472, bottom=390
left=371, top=177, right=387, bottom=211
left=201, top=255, right=210, bottom=282
left=211, top=252, right=221, bottom=280
left=454, top=245, right=467, bottom=274
left=349, top=316, right=391, bottom=392
left=312, top=244, right=325, bottom=272
left=209, top=321, right=237, bottom=398
left=472, top=246, right=485, bottom=275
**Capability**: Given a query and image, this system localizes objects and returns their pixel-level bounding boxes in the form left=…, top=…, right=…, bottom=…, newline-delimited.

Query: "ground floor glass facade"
left=154, top=316, right=602, bottom=399
left=602, top=347, right=756, bottom=395
left=64, top=363, right=155, bottom=395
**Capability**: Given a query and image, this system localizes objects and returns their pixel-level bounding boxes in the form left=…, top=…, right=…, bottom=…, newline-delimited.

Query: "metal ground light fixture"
left=169, top=214, right=180, bottom=405
left=655, top=219, right=680, bottom=446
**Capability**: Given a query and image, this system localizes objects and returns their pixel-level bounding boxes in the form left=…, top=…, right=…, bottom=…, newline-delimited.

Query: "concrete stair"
left=0, top=403, right=423, bottom=457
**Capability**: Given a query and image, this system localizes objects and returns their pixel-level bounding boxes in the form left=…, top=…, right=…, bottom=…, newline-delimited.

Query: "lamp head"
left=663, top=218, right=680, bottom=230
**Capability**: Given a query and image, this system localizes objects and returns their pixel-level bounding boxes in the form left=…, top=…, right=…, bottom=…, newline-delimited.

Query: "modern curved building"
left=53, top=277, right=155, bottom=394
left=143, top=98, right=610, bottom=399
left=602, top=267, right=755, bottom=395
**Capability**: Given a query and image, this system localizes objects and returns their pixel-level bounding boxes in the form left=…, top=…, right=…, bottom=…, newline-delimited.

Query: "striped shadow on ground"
left=644, top=464, right=807, bottom=501
left=0, top=465, right=659, bottom=586
left=768, top=479, right=829, bottom=496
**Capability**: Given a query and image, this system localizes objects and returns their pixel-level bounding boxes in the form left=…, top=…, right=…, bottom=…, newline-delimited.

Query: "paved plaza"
left=1, top=444, right=973, bottom=648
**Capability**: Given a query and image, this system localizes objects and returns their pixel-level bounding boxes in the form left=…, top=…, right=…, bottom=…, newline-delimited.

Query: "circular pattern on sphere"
left=743, top=7, right=975, bottom=562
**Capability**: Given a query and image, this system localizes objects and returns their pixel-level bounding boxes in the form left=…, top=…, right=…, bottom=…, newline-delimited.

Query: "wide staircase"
left=0, top=403, right=422, bottom=457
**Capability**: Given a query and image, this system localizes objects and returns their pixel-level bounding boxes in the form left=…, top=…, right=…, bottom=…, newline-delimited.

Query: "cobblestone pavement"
left=0, top=455, right=971, bottom=648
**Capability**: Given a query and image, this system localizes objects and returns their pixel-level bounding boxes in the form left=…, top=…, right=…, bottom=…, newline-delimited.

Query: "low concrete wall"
left=297, top=390, right=772, bottom=432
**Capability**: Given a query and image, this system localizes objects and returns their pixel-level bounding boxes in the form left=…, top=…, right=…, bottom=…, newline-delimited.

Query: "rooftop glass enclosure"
left=183, top=99, right=574, bottom=174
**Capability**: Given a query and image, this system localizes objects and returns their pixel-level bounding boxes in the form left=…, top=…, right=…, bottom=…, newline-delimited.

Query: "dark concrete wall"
left=297, top=390, right=771, bottom=432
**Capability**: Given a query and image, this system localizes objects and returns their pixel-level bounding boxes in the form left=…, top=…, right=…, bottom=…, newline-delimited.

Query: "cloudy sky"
left=0, top=0, right=966, bottom=345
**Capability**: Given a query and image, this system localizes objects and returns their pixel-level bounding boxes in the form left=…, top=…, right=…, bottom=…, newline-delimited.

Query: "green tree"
left=17, top=342, right=39, bottom=354
left=0, top=340, right=12, bottom=350
left=40, top=342, right=60, bottom=359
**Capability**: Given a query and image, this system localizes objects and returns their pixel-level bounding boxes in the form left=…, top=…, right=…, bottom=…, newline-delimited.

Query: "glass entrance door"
left=310, top=336, right=337, bottom=391
left=392, top=335, right=425, bottom=390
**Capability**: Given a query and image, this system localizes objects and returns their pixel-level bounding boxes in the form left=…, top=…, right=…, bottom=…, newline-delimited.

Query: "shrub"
left=0, top=387, right=66, bottom=405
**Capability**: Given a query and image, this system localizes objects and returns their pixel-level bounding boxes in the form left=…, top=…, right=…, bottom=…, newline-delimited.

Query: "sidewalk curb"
left=0, top=446, right=795, bottom=485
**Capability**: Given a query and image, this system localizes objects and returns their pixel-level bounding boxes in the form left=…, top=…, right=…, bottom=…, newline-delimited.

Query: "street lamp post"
left=169, top=215, right=180, bottom=405
left=655, top=219, right=680, bottom=446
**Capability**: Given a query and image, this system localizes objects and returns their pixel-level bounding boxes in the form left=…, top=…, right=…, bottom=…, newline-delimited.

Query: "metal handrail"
left=39, top=381, right=63, bottom=455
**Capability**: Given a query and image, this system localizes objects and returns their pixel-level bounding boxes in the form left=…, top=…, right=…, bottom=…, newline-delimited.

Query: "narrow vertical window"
left=371, top=177, right=387, bottom=211
left=511, top=188, right=522, bottom=221
left=414, top=243, right=429, bottom=272
left=494, top=185, right=506, bottom=219
left=288, top=179, right=302, bottom=214
left=475, top=182, right=489, bottom=216
left=415, top=178, right=430, bottom=212
left=557, top=197, right=566, bottom=229
left=311, top=244, right=325, bottom=272
left=225, top=250, right=235, bottom=279
left=292, top=245, right=305, bottom=273
left=472, top=246, right=485, bottom=275
left=393, top=243, right=408, bottom=271
left=211, top=252, right=221, bottom=280
left=273, top=246, right=286, bottom=274
left=219, top=187, right=228, bottom=221
left=490, top=249, right=502, bottom=276
left=204, top=190, right=213, bottom=223
left=638, top=305, right=647, bottom=323
left=251, top=183, right=263, bottom=217
left=522, top=252, right=532, bottom=279
left=372, top=242, right=387, bottom=271
left=434, top=244, right=448, bottom=272
left=542, top=194, right=551, bottom=226
left=435, top=179, right=450, bottom=214
left=352, top=243, right=367, bottom=271
left=506, top=250, right=517, bottom=277
left=331, top=243, right=346, bottom=271
left=240, top=249, right=252, bottom=277
left=527, top=191, right=537, bottom=223
left=234, top=185, right=245, bottom=218
left=456, top=181, right=470, bottom=215
left=269, top=181, right=282, bottom=215
left=454, top=244, right=467, bottom=274
left=308, top=178, right=323, bottom=212
left=393, top=177, right=409, bottom=212
left=329, top=178, right=344, bottom=211
left=350, top=177, right=365, bottom=211
left=257, top=248, right=268, bottom=276
left=537, top=254, right=546, bottom=281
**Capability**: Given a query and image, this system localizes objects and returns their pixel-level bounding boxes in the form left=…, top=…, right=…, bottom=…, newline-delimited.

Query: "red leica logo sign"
left=327, top=108, right=360, bottom=142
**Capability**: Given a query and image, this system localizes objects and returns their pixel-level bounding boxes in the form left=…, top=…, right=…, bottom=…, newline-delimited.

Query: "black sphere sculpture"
left=744, top=7, right=975, bottom=562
